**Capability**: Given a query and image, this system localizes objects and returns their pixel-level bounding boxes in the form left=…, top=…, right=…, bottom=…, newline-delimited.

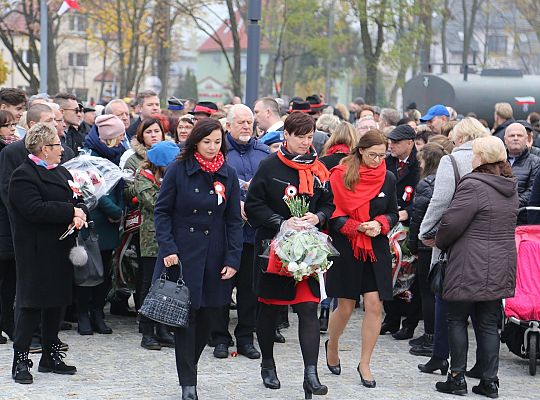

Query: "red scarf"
left=194, top=151, right=225, bottom=173
left=276, top=148, right=330, bottom=196
left=139, top=169, right=160, bottom=187
left=326, top=144, right=350, bottom=156
left=330, top=160, right=386, bottom=261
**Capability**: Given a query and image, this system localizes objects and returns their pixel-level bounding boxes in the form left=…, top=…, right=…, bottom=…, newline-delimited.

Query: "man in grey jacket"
left=416, top=118, right=489, bottom=376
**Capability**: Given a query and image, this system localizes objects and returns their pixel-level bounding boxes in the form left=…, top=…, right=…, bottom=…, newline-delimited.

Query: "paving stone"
left=0, top=310, right=537, bottom=399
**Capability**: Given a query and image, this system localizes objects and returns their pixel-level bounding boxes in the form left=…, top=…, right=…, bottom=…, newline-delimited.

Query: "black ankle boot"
left=303, top=365, right=328, bottom=399
left=77, top=312, right=93, bottom=335
left=418, top=356, right=449, bottom=375
left=261, top=358, right=280, bottom=389
left=409, top=333, right=434, bottom=357
left=155, top=323, right=174, bottom=348
left=181, top=385, right=198, bottom=400
left=12, top=350, right=33, bottom=384
left=319, top=308, right=329, bottom=332
left=472, top=379, right=499, bottom=398
left=90, top=310, right=112, bottom=334
left=436, top=372, right=467, bottom=395
left=140, top=325, right=161, bottom=350
left=38, top=342, right=77, bottom=374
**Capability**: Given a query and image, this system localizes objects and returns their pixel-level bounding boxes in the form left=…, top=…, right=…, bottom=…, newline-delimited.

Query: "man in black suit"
left=381, top=125, right=422, bottom=341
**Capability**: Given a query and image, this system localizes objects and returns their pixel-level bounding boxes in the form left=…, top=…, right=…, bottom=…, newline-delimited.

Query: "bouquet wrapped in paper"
left=389, top=222, right=417, bottom=299
left=265, top=196, right=339, bottom=299
left=63, top=152, right=134, bottom=210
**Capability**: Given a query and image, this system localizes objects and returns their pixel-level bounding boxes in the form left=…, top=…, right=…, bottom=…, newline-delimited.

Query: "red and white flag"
left=57, top=0, right=81, bottom=16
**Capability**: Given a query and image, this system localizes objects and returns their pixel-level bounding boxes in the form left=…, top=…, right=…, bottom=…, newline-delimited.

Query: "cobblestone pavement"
left=0, top=309, right=538, bottom=400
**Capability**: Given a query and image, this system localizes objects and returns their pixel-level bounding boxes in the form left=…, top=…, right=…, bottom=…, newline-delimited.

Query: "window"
left=487, top=35, right=507, bottom=55
left=212, top=53, right=221, bottom=64
left=21, top=50, right=36, bottom=65
left=74, top=88, right=88, bottom=102
left=68, top=52, right=89, bottom=67
left=68, top=15, right=88, bottom=32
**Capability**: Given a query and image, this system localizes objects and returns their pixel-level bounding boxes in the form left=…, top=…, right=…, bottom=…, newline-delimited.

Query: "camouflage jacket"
left=133, top=169, right=160, bottom=257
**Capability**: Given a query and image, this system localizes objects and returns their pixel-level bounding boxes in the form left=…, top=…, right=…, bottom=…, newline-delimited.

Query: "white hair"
left=104, top=99, right=128, bottom=115
left=226, top=104, right=253, bottom=123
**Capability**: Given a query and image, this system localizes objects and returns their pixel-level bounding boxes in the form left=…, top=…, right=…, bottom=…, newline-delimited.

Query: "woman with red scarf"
left=245, top=112, right=334, bottom=399
left=153, top=118, right=243, bottom=400
left=324, top=130, right=398, bottom=388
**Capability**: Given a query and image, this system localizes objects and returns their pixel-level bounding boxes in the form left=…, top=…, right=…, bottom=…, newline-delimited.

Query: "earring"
left=45, top=154, right=48, bottom=159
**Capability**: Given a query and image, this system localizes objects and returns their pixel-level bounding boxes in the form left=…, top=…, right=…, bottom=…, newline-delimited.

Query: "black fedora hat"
left=306, top=94, right=327, bottom=114
left=288, top=101, right=312, bottom=114
left=189, top=101, right=218, bottom=116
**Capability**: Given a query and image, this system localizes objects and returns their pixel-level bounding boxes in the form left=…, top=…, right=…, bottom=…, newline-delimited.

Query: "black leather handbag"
left=428, top=252, right=447, bottom=295
left=139, top=263, right=190, bottom=328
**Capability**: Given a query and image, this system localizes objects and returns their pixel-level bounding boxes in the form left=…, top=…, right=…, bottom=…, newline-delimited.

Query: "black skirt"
left=325, top=231, right=393, bottom=301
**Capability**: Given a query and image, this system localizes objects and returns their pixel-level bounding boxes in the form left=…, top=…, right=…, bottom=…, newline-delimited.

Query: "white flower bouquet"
left=63, top=153, right=133, bottom=210
left=267, top=196, right=338, bottom=286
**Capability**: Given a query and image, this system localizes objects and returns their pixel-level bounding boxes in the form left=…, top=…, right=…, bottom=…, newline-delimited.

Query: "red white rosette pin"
left=214, top=181, right=226, bottom=205
left=283, top=185, right=298, bottom=200
left=403, top=186, right=413, bottom=202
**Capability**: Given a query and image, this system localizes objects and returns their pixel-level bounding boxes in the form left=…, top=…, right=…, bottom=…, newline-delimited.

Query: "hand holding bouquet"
left=267, top=196, right=339, bottom=284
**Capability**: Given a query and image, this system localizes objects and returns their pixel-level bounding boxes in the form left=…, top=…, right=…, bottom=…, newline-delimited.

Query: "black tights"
left=257, top=302, right=319, bottom=366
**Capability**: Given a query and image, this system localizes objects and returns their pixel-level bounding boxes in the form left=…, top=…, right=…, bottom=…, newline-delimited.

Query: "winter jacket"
left=508, top=147, right=540, bottom=208
left=225, top=133, right=270, bottom=244
left=244, top=152, right=335, bottom=301
left=493, top=118, right=515, bottom=141
left=8, top=159, right=87, bottom=307
left=419, top=141, right=474, bottom=265
left=408, top=174, right=436, bottom=254
left=124, top=137, right=148, bottom=204
left=436, top=172, right=518, bottom=302
left=153, top=156, right=243, bottom=309
left=133, top=169, right=159, bottom=257
left=64, top=123, right=90, bottom=154
left=385, top=147, right=420, bottom=225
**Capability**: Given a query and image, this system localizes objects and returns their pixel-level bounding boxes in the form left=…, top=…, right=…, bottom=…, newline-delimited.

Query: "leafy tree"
left=176, top=68, right=199, bottom=99
left=0, top=0, right=64, bottom=93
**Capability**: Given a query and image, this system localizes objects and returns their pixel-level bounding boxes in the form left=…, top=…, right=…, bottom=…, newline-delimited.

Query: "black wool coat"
left=408, top=174, right=436, bottom=254
left=244, top=153, right=335, bottom=300
left=153, top=157, right=244, bottom=310
left=8, top=159, right=86, bottom=308
left=385, top=148, right=420, bottom=225
left=326, top=171, right=399, bottom=301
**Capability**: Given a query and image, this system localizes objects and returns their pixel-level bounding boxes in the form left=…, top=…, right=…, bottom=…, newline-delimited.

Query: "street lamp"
left=245, top=0, right=261, bottom=108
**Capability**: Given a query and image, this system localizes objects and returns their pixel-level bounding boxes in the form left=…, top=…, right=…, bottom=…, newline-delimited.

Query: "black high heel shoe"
left=303, top=365, right=328, bottom=399
left=418, top=357, right=449, bottom=375
left=324, top=340, right=341, bottom=375
left=181, top=385, right=198, bottom=400
left=357, top=364, right=376, bottom=388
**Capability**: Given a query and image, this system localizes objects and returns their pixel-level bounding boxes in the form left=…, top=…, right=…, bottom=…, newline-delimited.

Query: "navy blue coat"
left=226, top=133, right=270, bottom=244
left=153, top=156, right=243, bottom=309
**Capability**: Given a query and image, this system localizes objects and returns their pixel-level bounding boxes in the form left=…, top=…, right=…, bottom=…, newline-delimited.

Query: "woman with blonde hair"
left=316, top=114, right=340, bottom=137
left=417, top=117, right=489, bottom=377
left=325, top=129, right=398, bottom=388
left=435, top=136, right=517, bottom=398
left=320, top=122, right=356, bottom=167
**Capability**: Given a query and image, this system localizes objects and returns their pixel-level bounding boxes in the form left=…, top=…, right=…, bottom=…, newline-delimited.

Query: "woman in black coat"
left=8, top=123, right=87, bottom=384
left=153, top=118, right=243, bottom=400
left=408, top=142, right=452, bottom=358
left=245, top=112, right=334, bottom=399
left=325, top=130, right=398, bottom=388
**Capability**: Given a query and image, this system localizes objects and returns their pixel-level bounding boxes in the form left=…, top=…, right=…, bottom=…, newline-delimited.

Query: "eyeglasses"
left=365, top=152, right=387, bottom=160
left=45, top=143, right=62, bottom=147
left=0, top=123, right=17, bottom=128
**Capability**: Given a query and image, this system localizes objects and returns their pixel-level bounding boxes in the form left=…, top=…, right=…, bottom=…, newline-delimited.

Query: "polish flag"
left=57, top=0, right=81, bottom=16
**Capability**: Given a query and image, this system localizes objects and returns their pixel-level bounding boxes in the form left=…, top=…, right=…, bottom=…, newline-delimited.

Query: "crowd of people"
left=0, top=86, right=535, bottom=399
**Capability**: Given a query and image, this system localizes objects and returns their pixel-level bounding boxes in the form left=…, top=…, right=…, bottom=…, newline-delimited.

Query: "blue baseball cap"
left=260, top=130, right=284, bottom=146
left=147, top=141, right=180, bottom=167
left=420, top=104, right=450, bottom=122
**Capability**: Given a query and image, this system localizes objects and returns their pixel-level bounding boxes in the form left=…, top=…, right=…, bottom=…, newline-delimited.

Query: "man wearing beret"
left=381, top=124, right=422, bottom=340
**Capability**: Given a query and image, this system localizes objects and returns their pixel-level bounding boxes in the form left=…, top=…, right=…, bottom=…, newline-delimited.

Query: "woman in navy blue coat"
left=154, top=118, right=243, bottom=400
